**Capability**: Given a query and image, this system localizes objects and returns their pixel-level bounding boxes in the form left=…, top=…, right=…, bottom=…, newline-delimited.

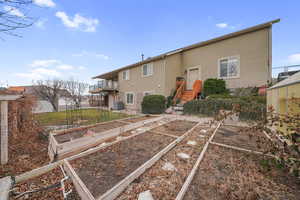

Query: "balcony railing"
left=89, top=80, right=118, bottom=93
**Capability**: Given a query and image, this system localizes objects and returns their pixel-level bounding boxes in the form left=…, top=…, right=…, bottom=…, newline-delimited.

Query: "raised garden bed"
left=183, top=145, right=300, bottom=200
left=151, top=120, right=197, bottom=136
left=48, top=115, right=162, bottom=160
left=70, top=132, right=174, bottom=198
left=213, top=125, right=266, bottom=151
left=54, top=121, right=127, bottom=144
left=10, top=167, right=80, bottom=200
left=117, top=125, right=216, bottom=200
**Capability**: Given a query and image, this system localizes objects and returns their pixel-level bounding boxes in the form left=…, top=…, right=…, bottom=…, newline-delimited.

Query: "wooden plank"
left=51, top=115, right=145, bottom=136
left=54, top=116, right=165, bottom=160
left=98, top=120, right=203, bottom=200
left=67, top=118, right=175, bottom=161
left=0, top=176, right=12, bottom=200
left=209, top=141, right=275, bottom=157
left=63, top=160, right=95, bottom=200
left=175, top=121, right=222, bottom=200
left=14, top=160, right=64, bottom=184
left=1, top=101, right=8, bottom=165
left=150, top=130, right=179, bottom=138
left=14, top=118, right=174, bottom=184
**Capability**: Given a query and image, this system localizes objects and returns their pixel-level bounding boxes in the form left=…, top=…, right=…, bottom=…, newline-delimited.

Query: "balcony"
left=89, top=80, right=118, bottom=93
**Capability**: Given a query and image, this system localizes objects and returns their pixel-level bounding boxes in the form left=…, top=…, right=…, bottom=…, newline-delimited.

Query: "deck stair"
left=173, top=80, right=202, bottom=104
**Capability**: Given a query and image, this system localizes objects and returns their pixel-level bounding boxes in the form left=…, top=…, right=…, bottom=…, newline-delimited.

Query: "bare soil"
left=120, top=115, right=157, bottom=123
left=151, top=120, right=197, bottom=136
left=183, top=145, right=300, bottom=200
left=54, top=121, right=127, bottom=143
left=10, top=167, right=80, bottom=200
left=213, top=125, right=266, bottom=151
left=70, top=132, right=174, bottom=198
left=117, top=126, right=215, bottom=200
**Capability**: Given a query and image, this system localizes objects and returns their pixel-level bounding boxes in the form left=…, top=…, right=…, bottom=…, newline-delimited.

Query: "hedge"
left=141, top=95, right=166, bottom=114
left=183, top=99, right=266, bottom=121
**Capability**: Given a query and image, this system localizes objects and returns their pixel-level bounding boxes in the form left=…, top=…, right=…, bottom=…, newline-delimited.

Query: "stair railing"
left=173, top=80, right=186, bottom=104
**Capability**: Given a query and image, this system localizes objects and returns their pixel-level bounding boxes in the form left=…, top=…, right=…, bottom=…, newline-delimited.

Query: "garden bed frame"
left=64, top=118, right=203, bottom=200
left=48, top=115, right=162, bottom=160
left=175, top=123, right=277, bottom=200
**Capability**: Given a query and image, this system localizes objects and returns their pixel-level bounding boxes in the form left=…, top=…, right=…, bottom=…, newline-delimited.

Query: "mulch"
left=70, top=131, right=174, bottom=198
left=183, top=145, right=300, bottom=200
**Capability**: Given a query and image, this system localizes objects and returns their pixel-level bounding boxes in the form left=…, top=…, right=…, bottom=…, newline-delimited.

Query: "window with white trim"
left=122, top=70, right=130, bottom=80
left=142, top=63, right=153, bottom=77
left=125, top=93, right=134, bottom=105
left=219, top=56, right=239, bottom=78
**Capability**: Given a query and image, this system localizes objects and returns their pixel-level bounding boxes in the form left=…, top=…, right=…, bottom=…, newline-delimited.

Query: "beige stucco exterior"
left=115, top=28, right=271, bottom=111
left=94, top=20, right=280, bottom=112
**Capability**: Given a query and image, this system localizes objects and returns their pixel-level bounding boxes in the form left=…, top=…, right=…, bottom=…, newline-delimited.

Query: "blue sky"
left=1, top=0, right=300, bottom=86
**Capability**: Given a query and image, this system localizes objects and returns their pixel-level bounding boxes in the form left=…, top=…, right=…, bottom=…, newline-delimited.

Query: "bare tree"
left=0, top=0, right=34, bottom=37
left=33, top=79, right=65, bottom=112
left=64, top=79, right=89, bottom=108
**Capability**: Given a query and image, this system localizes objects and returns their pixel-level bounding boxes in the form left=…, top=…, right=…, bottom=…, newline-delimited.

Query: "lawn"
left=35, top=108, right=132, bottom=126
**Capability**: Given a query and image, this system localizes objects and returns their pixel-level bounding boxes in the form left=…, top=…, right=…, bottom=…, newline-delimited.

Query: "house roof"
left=93, top=19, right=280, bottom=80
left=269, top=71, right=300, bottom=90
left=8, top=86, right=26, bottom=92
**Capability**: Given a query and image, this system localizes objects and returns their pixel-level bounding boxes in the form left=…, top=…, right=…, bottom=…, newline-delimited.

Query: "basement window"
left=125, top=92, right=134, bottom=105
left=142, top=63, right=153, bottom=77
left=218, top=56, right=240, bottom=79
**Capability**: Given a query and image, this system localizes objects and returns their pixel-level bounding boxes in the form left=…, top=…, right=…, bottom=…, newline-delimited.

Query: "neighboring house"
left=267, top=71, right=300, bottom=115
left=8, top=86, right=72, bottom=113
left=91, top=19, right=279, bottom=112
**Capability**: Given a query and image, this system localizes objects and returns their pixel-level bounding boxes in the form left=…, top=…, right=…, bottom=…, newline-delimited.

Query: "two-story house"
left=90, top=19, right=279, bottom=112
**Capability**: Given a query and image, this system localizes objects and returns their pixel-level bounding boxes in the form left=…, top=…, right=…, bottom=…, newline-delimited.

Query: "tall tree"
left=33, top=79, right=65, bottom=112
left=0, top=0, right=34, bottom=37
left=64, top=79, right=89, bottom=108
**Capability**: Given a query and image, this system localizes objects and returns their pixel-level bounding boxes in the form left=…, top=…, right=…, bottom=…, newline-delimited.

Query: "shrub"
left=183, top=99, right=266, bottom=121
left=141, top=95, right=166, bottom=114
left=203, top=78, right=228, bottom=96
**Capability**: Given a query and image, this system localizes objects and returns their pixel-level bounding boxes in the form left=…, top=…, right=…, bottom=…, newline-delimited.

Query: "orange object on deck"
left=173, top=80, right=202, bottom=103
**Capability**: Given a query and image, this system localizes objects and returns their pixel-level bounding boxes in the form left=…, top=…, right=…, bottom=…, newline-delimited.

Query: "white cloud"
left=78, top=66, right=86, bottom=70
left=30, top=59, right=60, bottom=68
left=95, top=54, right=109, bottom=60
left=55, top=11, right=99, bottom=32
left=35, top=19, right=47, bottom=29
left=216, top=23, right=228, bottom=28
left=72, top=50, right=109, bottom=60
left=3, top=6, right=25, bottom=18
left=16, top=68, right=61, bottom=80
left=57, top=64, right=74, bottom=70
left=33, top=0, right=56, bottom=8
left=287, top=53, right=300, bottom=64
